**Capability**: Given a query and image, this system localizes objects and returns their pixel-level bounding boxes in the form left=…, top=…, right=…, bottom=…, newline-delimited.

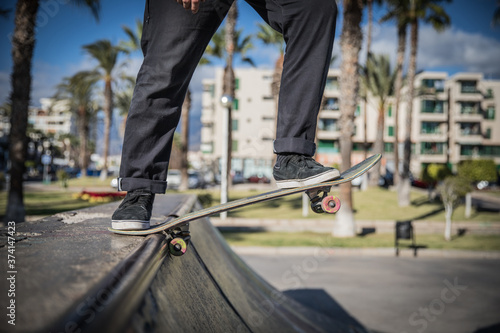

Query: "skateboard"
left=108, top=154, right=381, bottom=255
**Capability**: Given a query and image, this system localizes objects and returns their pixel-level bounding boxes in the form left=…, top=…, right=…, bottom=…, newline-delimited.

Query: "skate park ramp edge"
left=0, top=194, right=367, bottom=333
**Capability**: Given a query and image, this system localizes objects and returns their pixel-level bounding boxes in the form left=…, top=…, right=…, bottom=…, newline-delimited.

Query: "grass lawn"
left=188, top=187, right=500, bottom=223
left=0, top=191, right=102, bottom=219
left=221, top=231, right=500, bottom=251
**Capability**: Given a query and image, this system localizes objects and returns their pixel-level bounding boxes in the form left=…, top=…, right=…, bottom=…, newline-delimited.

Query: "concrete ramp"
left=0, top=194, right=366, bottom=333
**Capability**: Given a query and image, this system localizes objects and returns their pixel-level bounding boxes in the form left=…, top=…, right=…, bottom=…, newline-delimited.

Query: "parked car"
left=232, top=172, right=245, bottom=184
left=167, top=169, right=181, bottom=190
left=188, top=171, right=207, bottom=189
left=247, top=174, right=271, bottom=184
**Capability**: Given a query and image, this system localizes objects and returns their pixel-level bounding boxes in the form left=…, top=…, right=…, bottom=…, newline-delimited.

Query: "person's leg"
left=113, top=0, right=232, bottom=229
left=245, top=0, right=340, bottom=188
left=118, top=0, right=232, bottom=194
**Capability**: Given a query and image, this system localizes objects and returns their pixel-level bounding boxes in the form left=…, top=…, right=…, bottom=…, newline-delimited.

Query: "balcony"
left=200, top=112, right=214, bottom=125
left=317, top=130, right=340, bottom=140
left=457, top=129, right=483, bottom=144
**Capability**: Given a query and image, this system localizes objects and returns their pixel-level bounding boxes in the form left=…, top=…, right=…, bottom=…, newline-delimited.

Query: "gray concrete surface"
left=239, top=252, right=500, bottom=333
left=0, top=194, right=369, bottom=332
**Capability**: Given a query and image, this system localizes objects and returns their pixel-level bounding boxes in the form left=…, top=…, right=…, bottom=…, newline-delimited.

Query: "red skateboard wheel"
left=321, top=196, right=341, bottom=213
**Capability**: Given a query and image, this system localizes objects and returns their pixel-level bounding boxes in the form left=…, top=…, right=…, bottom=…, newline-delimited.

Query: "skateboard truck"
left=306, top=186, right=341, bottom=214
left=166, top=223, right=191, bottom=256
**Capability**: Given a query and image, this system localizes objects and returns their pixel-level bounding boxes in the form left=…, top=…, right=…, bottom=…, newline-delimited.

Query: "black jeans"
left=119, top=0, right=337, bottom=193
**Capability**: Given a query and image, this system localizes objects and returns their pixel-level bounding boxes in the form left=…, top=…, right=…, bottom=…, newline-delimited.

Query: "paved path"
left=238, top=252, right=500, bottom=333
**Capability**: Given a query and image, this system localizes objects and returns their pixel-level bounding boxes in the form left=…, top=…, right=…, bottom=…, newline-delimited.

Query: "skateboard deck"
left=108, top=154, right=381, bottom=238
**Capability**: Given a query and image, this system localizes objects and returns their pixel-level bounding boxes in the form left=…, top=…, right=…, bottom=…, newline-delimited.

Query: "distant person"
left=112, top=0, right=339, bottom=230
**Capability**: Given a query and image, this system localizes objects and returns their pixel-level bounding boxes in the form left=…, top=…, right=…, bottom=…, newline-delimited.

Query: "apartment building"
left=28, top=98, right=74, bottom=136
left=201, top=68, right=276, bottom=179
left=200, top=68, right=500, bottom=179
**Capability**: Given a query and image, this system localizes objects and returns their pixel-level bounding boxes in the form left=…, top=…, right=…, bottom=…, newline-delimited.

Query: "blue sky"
left=0, top=0, right=499, bottom=149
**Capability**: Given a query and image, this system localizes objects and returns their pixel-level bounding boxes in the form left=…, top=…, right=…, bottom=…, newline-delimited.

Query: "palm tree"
left=82, top=39, right=123, bottom=181
left=399, top=0, right=451, bottom=207
left=360, top=54, right=396, bottom=186
left=114, top=76, right=135, bottom=139
left=381, top=0, right=411, bottom=187
left=361, top=0, right=383, bottom=191
left=335, top=0, right=364, bottom=237
left=205, top=12, right=255, bottom=189
left=5, top=0, right=100, bottom=224
left=54, top=70, right=100, bottom=175
left=120, top=19, right=143, bottom=53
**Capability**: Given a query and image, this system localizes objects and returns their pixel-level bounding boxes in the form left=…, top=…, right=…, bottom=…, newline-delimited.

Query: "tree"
left=54, top=70, right=100, bottom=174
left=82, top=39, right=124, bottom=181
left=335, top=0, right=364, bottom=237
left=204, top=12, right=255, bottom=190
left=5, top=0, right=100, bottom=224
left=361, top=0, right=383, bottom=178
left=120, top=19, right=143, bottom=53
left=114, top=76, right=136, bottom=139
left=399, top=0, right=451, bottom=207
left=381, top=0, right=410, bottom=187
left=438, top=176, right=472, bottom=241
left=360, top=53, right=396, bottom=186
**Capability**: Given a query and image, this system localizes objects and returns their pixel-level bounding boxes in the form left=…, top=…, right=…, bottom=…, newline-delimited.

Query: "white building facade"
left=200, top=68, right=500, bottom=180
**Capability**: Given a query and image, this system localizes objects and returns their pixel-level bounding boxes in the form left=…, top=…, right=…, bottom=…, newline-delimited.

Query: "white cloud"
left=359, top=23, right=500, bottom=77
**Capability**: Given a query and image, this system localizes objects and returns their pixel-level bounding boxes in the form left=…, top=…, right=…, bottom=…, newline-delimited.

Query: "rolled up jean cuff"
left=273, top=138, right=316, bottom=156
left=117, top=178, right=167, bottom=193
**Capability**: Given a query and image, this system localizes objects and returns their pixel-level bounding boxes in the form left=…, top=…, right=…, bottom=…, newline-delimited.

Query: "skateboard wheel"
left=321, top=196, right=341, bottom=214
left=169, top=238, right=188, bottom=256
left=311, top=201, right=325, bottom=214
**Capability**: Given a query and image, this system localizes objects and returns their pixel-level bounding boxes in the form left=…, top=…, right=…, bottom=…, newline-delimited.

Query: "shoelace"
left=286, top=155, right=323, bottom=169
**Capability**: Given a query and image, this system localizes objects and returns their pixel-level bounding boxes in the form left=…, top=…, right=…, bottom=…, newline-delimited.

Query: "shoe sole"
left=111, top=220, right=150, bottom=230
left=275, top=169, right=341, bottom=189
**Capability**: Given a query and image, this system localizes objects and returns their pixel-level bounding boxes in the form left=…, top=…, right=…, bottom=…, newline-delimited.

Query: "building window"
left=317, top=140, right=339, bottom=153
left=355, top=105, right=361, bottom=117
left=421, top=142, right=446, bottom=155
left=485, top=128, right=491, bottom=139
left=233, top=98, right=239, bottom=110
left=485, top=106, right=495, bottom=120
left=461, top=145, right=500, bottom=157
left=235, top=78, right=240, bottom=90
left=460, top=80, right=478, bottom=94
left=485, top=88, right=494, bottom=99
left=384, top=143, right=394, bottom=152
left=325, top=77, right=339, bottom=90
left=460, top=102, right=479, bottom=115
left=422, top=79, right=444, bottom=92
left=460, top=123, right=481, bottom=136
left=203, top=83, right=215, bottom=98
left=387, top=104, right=393, bottom=118
left=421, top=100, right=444, bottom=113
left=388, top=126, right=394, bottom=137
left=323, top=98, right=339, bottom=111
left=232, top=140, right=238, bottom=152
left=232, top=119, right=239, bottom=131
left=318, top=118, right=338, bottom=131
left=421, top=122, right=441, bottom=134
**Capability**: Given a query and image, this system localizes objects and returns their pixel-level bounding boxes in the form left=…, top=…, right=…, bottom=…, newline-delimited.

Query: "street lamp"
left=220, top=95, right=233, bottom=220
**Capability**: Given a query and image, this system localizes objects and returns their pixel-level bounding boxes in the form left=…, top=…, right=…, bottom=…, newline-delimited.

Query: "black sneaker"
left=111, top=189, right=155, bottom=230
left=273, top=154, right=340, bottom=189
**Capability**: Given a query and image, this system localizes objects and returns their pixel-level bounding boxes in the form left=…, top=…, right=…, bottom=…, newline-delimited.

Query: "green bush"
left=457, top=160, right=498, bottom=183
left=56, top=169, right=69, bottom=188
left=422, top=163, right=452, bottom=183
